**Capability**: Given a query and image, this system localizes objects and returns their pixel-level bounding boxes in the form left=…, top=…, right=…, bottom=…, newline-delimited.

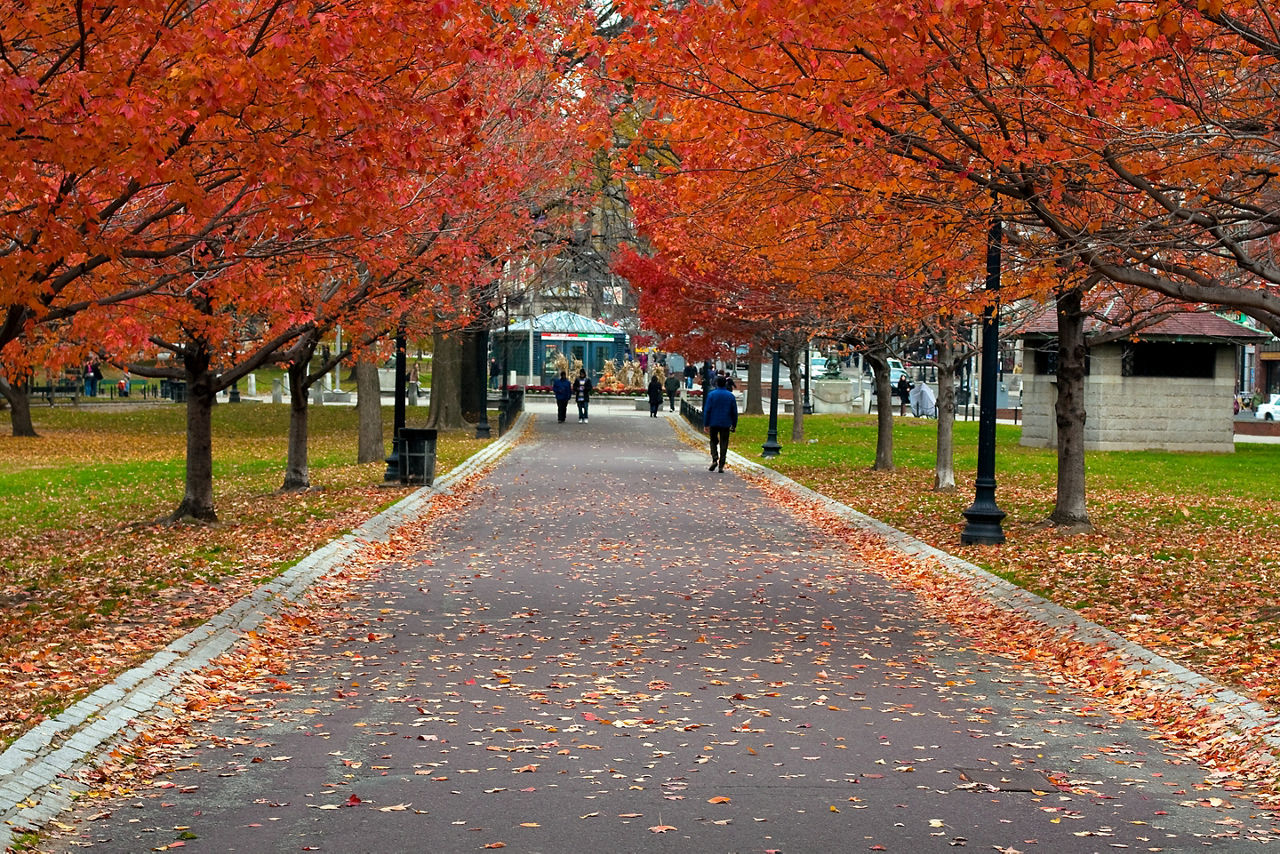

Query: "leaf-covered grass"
left=0, top=402, right=492, bottom=743
left=734, top=413, right=1280, bottom=708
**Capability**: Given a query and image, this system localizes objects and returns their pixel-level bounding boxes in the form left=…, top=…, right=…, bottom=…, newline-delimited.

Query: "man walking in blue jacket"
left=552, top=370, right=572, bottom=423
left=703, top=375, right=738, bottom=472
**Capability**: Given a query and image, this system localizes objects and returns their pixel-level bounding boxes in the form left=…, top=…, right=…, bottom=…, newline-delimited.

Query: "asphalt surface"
left=47, top=402, right=1277, bottom=852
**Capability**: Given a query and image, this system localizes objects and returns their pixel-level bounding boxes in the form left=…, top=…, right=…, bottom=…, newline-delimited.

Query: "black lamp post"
left=383, top=330, right=407, bottom=482
left=762, top=345, right=782, bottom=457
left=803, top=345, right=812, bottom=415
left=475, top=322, right=491, bottom=439
left=961, top=215, right=1007, bottom=545
left=500, top=297, right=510, bottom=405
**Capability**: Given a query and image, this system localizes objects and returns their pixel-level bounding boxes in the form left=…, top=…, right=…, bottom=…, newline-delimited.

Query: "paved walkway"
left=30, top=402, right=1280, bottom=851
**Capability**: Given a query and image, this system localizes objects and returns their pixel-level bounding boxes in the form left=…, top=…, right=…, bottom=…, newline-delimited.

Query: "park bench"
left=29, top=380, right=80, bottom=405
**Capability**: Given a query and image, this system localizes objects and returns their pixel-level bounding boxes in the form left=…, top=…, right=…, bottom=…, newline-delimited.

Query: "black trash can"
left=399, top=427, right=438, bottom=485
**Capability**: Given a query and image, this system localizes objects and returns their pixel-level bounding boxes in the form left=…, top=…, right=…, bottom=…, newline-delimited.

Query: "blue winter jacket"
left=703, top=387, right=739, bottom=429
left=552, top=377, right=572, bottom=401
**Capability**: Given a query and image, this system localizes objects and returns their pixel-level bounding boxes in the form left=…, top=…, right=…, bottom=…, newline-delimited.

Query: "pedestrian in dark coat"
left=552, top=370, right=572, bottom=423
left=896, top=374, right=911, bottom=416
left=703, top=375, right=738, bottom=472
left=664, top=371, right=680, bottom=411
left=647, top=375, right=663, bottom=417
left=572, top=369, right=593, bottom=422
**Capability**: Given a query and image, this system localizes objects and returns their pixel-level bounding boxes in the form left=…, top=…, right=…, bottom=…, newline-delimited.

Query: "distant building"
left=1017, top=306, right=1267, bottom=452
left=492, top=311, right=629, bottom=386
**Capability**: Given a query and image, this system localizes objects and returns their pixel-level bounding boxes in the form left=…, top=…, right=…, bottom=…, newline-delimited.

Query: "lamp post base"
left=383, top=437, right=402, bottom=483
left=761, top=440, right=781, bottom=458
left=960, top=501, right=1006, bottom=545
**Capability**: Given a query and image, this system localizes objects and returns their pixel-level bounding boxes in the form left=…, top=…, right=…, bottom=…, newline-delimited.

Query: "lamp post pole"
left=803, top=345, right=812, bottom=415
left=762, top=345, right=782, bottom=457
left=383, top=330, right=407, bottom=482
left=501, top=297, right=510, bottom=404
left=476, top=321, right=492, bottom=439
left=961, top=215, right=1007, bottom=545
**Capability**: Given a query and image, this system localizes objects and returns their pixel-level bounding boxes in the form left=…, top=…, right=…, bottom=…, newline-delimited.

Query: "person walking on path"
left=896, top=373, right=911, bottom=416
left=552, top=370, right=572, bottom=423
left=572, top=369, right=593, bottom=423
left=664, top=370, right=680, bottom=411
left=703, top=374, right=738, bottom=472
left=647, top=374, right=663, bottom=417
left=683, top=362, right=696, bottom=389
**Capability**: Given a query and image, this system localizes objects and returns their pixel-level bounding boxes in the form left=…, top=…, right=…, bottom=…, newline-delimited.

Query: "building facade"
left=1018, top=310, right=1266, bottom=452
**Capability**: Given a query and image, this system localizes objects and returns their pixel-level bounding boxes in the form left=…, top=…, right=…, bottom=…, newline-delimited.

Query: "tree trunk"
left=0, top=376, right=37, bottom=437
left=426, top=330, right=468, bottom=430
left=171, top=347, right=218, bottom=522
left=868, top=350, right=894, bottom=471
left=933, top=338, right=958, bottom=491
left=787, top=347, right=804, bottom=442
left=282, top=360, right=311, bottom=491
left=1049, top=287, right=1092, bottom=530
left=355, top=357, right=384, bottom=463
left=745, top=342, right=764, bottom=415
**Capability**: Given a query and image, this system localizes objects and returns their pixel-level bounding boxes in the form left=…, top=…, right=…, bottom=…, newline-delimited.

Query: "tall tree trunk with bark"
left=283, top=359, right=312, bottom=491
left=787, top=347, right=804, bottom=442
left=171, top=344, right=218, bottom=522
left=426, top=331, right=468, bottom=430
left=1050, top=287, right=1092, bottom=530
left=745, top=342, right=764, bottom=415
left=0, top=376, right=36, bottom=437
left=867, top=350, right=894, bottom=471
left=355, top=357, right=384, bottom=464
left=933, top=336, right=960, bottom=491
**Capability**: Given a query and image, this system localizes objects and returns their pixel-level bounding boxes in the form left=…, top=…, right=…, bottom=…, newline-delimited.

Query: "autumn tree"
left=608, top=0, right=1274, bottom=529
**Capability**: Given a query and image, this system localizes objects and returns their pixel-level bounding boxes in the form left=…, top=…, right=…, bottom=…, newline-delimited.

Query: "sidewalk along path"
left=38, top=404, right=1280, bottom=852
left=0, top=418, right=529, bottom=849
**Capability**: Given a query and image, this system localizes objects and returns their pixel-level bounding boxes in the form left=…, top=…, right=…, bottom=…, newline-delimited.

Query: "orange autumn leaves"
left=608, top=0, right=1280, bottom=336
left=749, top=470, right=1280, bottom=803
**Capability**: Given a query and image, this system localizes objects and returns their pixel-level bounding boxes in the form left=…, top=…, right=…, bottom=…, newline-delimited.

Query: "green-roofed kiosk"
left=495, top=311, right=629, bottom=386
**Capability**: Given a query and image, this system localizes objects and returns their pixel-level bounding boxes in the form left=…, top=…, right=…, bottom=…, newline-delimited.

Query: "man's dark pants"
left=556, top=399, right=569, bottom=422
left=709, top=426, right=731, bottom=466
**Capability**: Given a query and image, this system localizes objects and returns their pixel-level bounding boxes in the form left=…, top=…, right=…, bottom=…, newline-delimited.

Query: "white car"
left=1257, top=393, right=1280, bottom=421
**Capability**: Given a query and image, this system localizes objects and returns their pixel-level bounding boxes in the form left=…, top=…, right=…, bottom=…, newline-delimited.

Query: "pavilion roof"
left=506, top=311, right=625, bottom=334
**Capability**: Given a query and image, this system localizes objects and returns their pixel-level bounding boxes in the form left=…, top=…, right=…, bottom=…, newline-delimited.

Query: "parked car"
left=887, top=358, right=908, bottom=386
left=1257, top=393, right=1280, bottom=421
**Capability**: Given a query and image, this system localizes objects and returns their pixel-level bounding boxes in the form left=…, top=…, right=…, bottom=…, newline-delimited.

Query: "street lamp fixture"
left=383, top=330, right=407, bottom=482
left=476, top=321, right=492, bottom=439
left=960, top=215, right=1007, bottom=545
left=762, top=345, right=782, bottom=457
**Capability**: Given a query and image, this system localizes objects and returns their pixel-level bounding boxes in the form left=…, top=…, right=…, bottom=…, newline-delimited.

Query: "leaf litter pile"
left=33, top=419, right=1280, bottom=851
left=785, top=462, right=1280, bottom=711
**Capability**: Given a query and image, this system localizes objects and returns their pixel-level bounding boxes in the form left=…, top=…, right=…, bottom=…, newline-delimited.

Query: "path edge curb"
left=670, top=414, right=1280, bottom=759
left=0, top=412, right=533, bottom=844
